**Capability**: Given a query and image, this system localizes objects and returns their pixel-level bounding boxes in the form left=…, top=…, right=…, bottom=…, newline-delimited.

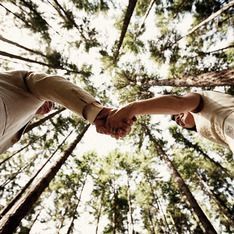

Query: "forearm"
left=25, top=71, right=103, bottom=123
left=130, top=94, right=199, bottom=116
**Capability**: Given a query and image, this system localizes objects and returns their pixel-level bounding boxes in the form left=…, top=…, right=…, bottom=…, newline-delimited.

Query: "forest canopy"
left=0, top=0, right=233, bottom=233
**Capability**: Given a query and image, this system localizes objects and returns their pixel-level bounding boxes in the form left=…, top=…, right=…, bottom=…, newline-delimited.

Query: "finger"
left=126, top=116, right=137, bottom=125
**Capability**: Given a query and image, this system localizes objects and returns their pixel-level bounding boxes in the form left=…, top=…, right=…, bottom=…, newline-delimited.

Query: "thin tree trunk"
left=57, top=207, right=69, bottom=234
left=181, top=0, right=234, bottom=40
left=50, top=0, right=81, bottom=33
left=197, top=44, right=234, bottom=57
left=66, top=177, right=87, bottom=234
left=0, top=137, right=40, bottom=166
left=146, top=176, right=171, bottom=233
left=197, top=173, right=234, bottom=222
left=147, top=208, right=156, bottom=234
left=0, top=51, right=81, bottom=74
left=170, top=130, right=231, bottom=176
left=0, top=129, right=74, bottom=220
left=0, top=124, right=89, bottom=234
left=95, top=189, right=105, bottom=234
left=0, top=158, right=35, bottom=190
left=127, top=179, right=135, bottom=234
left=113, top=188, right=117, bottom=234
left=138, top=0, right=155, bottom=32
left=143, top=124, right=218, bottom=234
left=0, top=3, right=33, bottom=29
left=149, top=68, right=234, bottom=87
left=24, top=108, right=65, bottom=134
left=29, top=210, right=41, bottom=232
left=114, top=0, right=138, bottom=60
left=0, top=107, right=63, bottom=166
left=0, top=34, right=46, bottom=58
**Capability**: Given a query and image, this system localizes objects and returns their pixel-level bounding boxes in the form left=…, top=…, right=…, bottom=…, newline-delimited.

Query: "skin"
left=106, top=93, right=201, bottom=130
left=174, top=112, right=195, bottom=129
left=36, top=103, right=133, bottom=139
left=94, top=107, right=134, bottom=139
left=36, top=101, right=54, bottom=115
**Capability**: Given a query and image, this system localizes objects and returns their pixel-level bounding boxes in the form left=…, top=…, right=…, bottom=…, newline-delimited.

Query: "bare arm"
left=106, top=93, right=201, bottom=129
left=130, top=93, right=201, bottom=116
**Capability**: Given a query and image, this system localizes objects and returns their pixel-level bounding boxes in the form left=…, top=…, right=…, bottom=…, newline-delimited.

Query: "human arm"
left=24, top=71, right=133, bottom=137
left=106, top=93, right=201, bottom=129
left=24, top=71, right=103, bottom=123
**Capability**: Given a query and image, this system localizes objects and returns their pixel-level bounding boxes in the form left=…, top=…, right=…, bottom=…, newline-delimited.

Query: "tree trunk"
left=0, top=3, right=32, bottom=29
left=138, top=0, right=155, bottom=32
left=0, top=124, right=90, bottom=234
left=0, top=51, right=81, bottom=74
left=127, top=179, right=135, bottom=234
left=149, top=68, right=234, bottom=87
left=181, top=0, right=234, bottom=39
left=0, top=130, right=74, bottom=219
left=197, top=173, right=234, bottom=222
left=146, top=176, right=171, bottom=233
left=66, top=177, right=87, bottom=234
left=143, top=124, right=218, bottom=234
left=114, top=0, right=138, bottom=60
left=24, top=108, right=65, bottom=134
left=170, top=130, right=230, bottom=176
left=0, top=34, right=46, bottom=58
left=57, top=206, right=69, bottom=234
left=147, top=208, right=156, bottom=234
left=95, top=189, right=105, bottom=234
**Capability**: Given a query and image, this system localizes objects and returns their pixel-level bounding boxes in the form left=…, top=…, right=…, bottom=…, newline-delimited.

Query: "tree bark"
left=181, top=0, right=234, bottom=40
left=0, top=51, right=81, bottom=74
left=143, top=124, right=218, bottom=234
left=114, top=0, right=138, bottom=60
left=197, top=173, right=234, bottom=222
left=0, top=124, right=89, bottom=234
left=149, top=68, right=234, bottom=87
left=24, top=108, right=65, bottom=134
left=95, top=189, right=105, bottom=234
left=127, top=179, right=135, bottom=234
left=0, top=34, right=46, bottom=58
left=66, top=177, right=87, bottom=234
left=138, top=0, right=155, bottom=32
left=0, top=130, right=74, bottom=219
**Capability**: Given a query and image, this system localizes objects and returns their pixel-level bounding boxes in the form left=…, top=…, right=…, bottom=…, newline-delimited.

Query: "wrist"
left=126, top=102, right=138, bottom=117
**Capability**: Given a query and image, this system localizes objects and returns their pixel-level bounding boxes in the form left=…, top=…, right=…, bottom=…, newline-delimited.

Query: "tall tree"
left=0, top=124, right=89, bottom=234
left=143, top=124, right=218, bottom=234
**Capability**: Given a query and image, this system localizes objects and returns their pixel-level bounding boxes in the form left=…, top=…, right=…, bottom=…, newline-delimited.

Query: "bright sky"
left=1, top=1, right=233, bottom=233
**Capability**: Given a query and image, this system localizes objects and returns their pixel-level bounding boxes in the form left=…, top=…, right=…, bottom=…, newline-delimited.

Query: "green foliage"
left=0, top=0, right=233, bottom=233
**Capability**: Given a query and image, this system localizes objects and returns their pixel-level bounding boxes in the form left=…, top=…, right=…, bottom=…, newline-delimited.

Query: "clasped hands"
left=94, top=105, right=136, bottom=139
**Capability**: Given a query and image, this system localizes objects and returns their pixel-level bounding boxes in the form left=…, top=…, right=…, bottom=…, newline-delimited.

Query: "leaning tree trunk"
left=170, top=129, right=230, bottom=176
left=0, top=129, right=74, bottom=219
left=0, top=105, right=62, bottom=166
left=0, top=124, right=90, bottom=234
left=95, top=188, right=105, bottom=234
left=143, top=124, right=218, bottom=234
left=127, top=178, right=135, bottom=234
left=24, top=108, right=65, bottom=134
left=146, top=176, right=172, bottom=233
left=0, top=50, right=81, bottom=74
left=66, top=176, right=87, bottom=234
left=182, top=0, right=234, bottom=40
left=114, top=0, right=138, bottom=60
left=197, top=173, right=234, bottom=222
left=0, top=34, right=46, bottom=58
left=149, top=68, right=234, bottom=87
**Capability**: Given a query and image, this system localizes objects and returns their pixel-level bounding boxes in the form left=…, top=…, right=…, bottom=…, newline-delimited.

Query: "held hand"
left=106, top=103, right=137, bottom=131
left=94, top=107, right=134, bottom=139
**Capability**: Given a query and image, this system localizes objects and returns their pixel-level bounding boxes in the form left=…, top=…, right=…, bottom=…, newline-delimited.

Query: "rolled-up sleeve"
left=24, top=71, right=103, bottom=123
